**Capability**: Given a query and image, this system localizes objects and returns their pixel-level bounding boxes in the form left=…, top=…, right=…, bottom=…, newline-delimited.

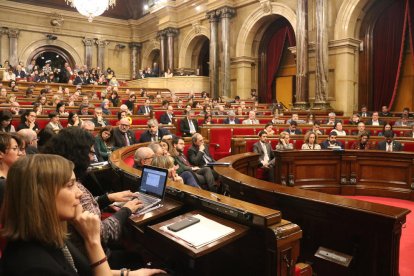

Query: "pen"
left=210, top=193, right=221, bottom=201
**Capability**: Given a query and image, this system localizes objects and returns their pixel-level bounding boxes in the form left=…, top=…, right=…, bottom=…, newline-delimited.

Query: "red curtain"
left=266, top=22, right=295, bottom=103
left=373, top=0, right=407, bottom=110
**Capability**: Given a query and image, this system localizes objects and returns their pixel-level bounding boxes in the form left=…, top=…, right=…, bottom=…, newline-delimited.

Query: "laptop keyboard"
left=134, top=192, right=159, bottom=209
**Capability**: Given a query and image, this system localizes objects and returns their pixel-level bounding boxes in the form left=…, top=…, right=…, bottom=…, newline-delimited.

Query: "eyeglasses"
left=120, top=124, right=130, bottom=128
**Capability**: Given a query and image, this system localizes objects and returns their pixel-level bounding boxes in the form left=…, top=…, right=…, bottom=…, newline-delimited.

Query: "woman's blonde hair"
left=151, top=155, right=174, bottom=169
left=279, top=131, right=289, bottom=140
left=1, top=154, right=74, bottom=248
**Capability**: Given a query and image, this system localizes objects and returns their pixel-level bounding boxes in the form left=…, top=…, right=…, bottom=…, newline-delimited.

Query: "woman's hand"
left=128, top=268, right=166, bottom=276
left=108, top=190, right=134, bottom=202
left=72, top=205, right=101, bottom=245
left=122, top=198, right=144, bottom=213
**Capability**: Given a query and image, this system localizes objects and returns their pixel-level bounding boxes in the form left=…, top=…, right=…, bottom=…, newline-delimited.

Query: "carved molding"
left=206, top=10, right=219, bottom=22
left=217, top=6, right=236, bottom=19
left=96, top=40, right=109, bottom=47
left=192, top=21, right=202, bottom=35
left=260, top=0, right=273, bottom=14
left=82, top=38, right=95, bottom=47
left=7, top=28, right=19, bottom=38
left=129, top=42, right=142, bottom=49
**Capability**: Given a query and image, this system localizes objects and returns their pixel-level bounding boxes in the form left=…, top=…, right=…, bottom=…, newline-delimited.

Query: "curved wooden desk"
left=273, top=150, right=414, bottom=200
left=109, top=144, right=303, bottom=276
left=215, top=153, right=410, bottom=276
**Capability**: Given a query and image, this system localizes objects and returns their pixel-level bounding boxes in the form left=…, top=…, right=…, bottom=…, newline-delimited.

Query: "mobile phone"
left=167, top=216, right=200, bottom=232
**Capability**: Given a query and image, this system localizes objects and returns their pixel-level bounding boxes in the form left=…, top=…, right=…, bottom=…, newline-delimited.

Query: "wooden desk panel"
left=215, top=152, right=410, bottom=276
left=275, top=150, right=414, bottom=200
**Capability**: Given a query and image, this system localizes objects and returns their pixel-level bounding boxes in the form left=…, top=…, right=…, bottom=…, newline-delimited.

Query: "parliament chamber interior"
left=0, top=0, right=413, bottom=275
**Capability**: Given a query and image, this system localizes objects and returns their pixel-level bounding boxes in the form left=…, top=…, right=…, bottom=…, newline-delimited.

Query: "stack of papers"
left=160, top=214, right=235, bottom=249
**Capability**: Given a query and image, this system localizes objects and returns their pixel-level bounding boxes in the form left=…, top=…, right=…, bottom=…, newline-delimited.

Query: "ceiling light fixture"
left=65, top=0, right=116, bottom=22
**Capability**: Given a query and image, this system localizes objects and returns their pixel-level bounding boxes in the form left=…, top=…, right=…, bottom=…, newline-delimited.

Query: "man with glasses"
left=133, top=147, right=155, bottom=168
left=113, top=118, right=136, bottom=149
left=138, top=119, right=172, bottom=143
left=17, top=129, right=38, bottom=154
left=91, top=107, right=108, bottom=127
left=188, top=133, right=220, bottom=191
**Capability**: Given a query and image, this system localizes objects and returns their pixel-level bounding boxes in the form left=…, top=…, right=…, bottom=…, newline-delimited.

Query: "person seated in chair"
left=284, top=121, right=302, bottom=135
left=138, top=119, right=173, bottom=143
left=351, top=131, right=372, bottom=150
left=223, top=111, right=241, bottom=124
left=180, top=110, right=199, bottom=137
left=320, top=132, right=344, bottom=149
left=366, top=111, right=385, bottom=126
left=377, top=130, right=403, bottom=152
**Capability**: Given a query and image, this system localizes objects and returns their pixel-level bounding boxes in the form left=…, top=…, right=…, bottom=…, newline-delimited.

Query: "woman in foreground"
left=0, top=154, right=165, bottom=276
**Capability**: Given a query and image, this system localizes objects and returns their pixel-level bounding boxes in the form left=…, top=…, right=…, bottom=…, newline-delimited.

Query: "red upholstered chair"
left=36, top=119, right=49, bottom=129
left=245, top=139, right=258, bottom=152
left=123, top=155, right=135, bottom=167
left=133, top=129, right=145, bottom=140
left=175, top=118, right=183, bottom=136
left=131, top=118, right=148, bottom=125
left=401, top=141, right=414, bottom=152
left=154, top=110, right=164, bottom=121
left=233, top=128, right=255, bottom=136
left=208, top=128, right=232, bottom=160
left=292, top=139, right=304, bottom=150
left=107, top=118, right=118, bottom=126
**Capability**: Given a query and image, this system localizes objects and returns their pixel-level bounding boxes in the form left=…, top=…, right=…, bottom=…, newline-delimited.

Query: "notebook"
left=114, top=165, right=168, bottom=214
left=134, top=165, right=168, bottom=214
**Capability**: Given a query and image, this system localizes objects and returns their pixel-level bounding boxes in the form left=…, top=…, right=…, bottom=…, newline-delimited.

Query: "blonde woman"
left=301, top=131, right=321, bottom=150
left=275, top=131, right=293, bottom=150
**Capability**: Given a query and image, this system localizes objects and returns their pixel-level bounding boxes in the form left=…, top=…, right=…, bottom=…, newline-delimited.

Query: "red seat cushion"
left=123, top=155, right=135, bottom=167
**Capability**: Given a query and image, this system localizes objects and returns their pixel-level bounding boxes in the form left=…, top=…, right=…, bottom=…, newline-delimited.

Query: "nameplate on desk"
left=160, top=214, right=235, bottom=249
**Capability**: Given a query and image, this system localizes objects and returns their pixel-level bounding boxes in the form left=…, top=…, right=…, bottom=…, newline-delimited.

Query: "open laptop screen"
left=139, top=165, right=168, bottom=198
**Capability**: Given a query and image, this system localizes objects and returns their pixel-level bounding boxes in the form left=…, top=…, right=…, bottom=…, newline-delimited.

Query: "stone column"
left=293, top=0, right=310, bottom=110
left=157, top=31, right=167, bottom=76
left=313, top=0, right=332, bottom=110
left=83, top=38, right=94, bottom=69
left=8, top=29, right=19, bottom=67
left=129, top=42, right=142, bottom=79
left=96, top=39, right=109, bottom=70
left=218, top=7, right=236, bottom=97
left=207, top=10, right=219, bottom=98
left=165, top=28, right=179, bottom=72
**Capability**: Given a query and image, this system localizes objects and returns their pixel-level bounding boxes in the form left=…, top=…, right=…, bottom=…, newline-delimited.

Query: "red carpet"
left=345, top=196, right=413, bottom=276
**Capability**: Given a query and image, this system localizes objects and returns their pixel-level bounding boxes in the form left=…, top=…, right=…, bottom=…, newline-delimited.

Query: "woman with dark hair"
left=45, top=111, right=63, bottom=134
left=95, top=126, right=114, bottom=161
left=67, top=111, right=83, bottom=127
left=203, top=114, right=213, bottom=125
left=0, top=132, right=24, bottom=204
left=0, top=110, right=15, bottom=132
left=379, top=122, right=395, bottom=137
left=110, top=91, right=120, bottom=107
left=41, top=127, right=142, bottom=265
left=16, top=110, right=40, bottom=133
left=56, top=102, right=69, bottom=117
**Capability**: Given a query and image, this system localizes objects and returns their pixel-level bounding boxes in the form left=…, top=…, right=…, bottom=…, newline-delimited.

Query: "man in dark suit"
left=159, top=105, right=174, bottom=125
left=180, top=110, right=199, bottom=137
left=138, top=119, right=173, bottom=143
left=284, top=121, right=302, bottom=135
left=351, top=121, right=371, bottom=136
left=253, top=131, right=275, bottom=181
left=320, top=132, right=344, bottom=149
left=113, top=118, right=137, bottom=149
left=172, top=136, right=216, bottom=191
left=379, top=106, right=392, bottom=117
left=223, top=111, right=241, bottom=124
left=137, top=99, right=153, bottom=115
left=377, top=130, right=403, bottom=152
left=366, top=111, right=385, bottom=126
left=358, top=105, right=372, bottom=118
left=91, top=107, right=109, bottom=127
left=187, top=133, right=220, bottom=191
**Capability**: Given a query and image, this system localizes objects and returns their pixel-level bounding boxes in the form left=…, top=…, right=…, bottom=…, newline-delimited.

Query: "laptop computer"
left=133, top=165, right=168, bottom=214
left=114, top=165, right=168, bottom=214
